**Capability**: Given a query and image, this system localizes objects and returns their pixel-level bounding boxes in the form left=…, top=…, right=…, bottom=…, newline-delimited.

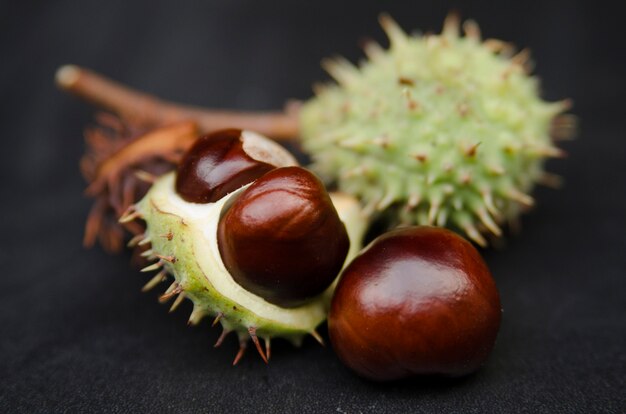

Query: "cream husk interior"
left=136, top=172, right=366, bottom=343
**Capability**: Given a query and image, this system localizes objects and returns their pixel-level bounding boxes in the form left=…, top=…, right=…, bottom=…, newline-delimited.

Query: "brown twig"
left=55, top=65, right=300, bottom=141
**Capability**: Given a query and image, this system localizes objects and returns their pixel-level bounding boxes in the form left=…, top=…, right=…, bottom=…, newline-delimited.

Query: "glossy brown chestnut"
left=328, top=226, right=501, bottom=381
left=175, top=128, right=297, bottom=203
left=218, top=166, right=350, bottom=307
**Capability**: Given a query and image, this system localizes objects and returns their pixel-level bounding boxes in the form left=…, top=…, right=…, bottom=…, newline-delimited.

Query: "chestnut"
left=328, top=226, right=501, bottom=381
left=218, top=166, right=350, bottom=308
left=175, top=128, right=297, bottom=203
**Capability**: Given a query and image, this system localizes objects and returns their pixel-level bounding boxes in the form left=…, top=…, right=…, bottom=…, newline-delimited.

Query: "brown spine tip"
left=407, top=99, right=420, bottom=111
left=232, top=341, right=248, bottom=366
left=398, top=77, right=415, bottom=86
left=462, top=19, right=481, bottom=40
left=460, top=172, right=472, bottom=185
left=542, top=146, right=568, bottom=159
left=159, top=283, right=182, bottom=303
left=155, top=254, right=176, bottom=263
left=264, top=338, right=271, bottom=361
left=310, top=330, right=325, bottom=347
left=160, top=231, right=174, bottom=241
left=537, top=172, right=564, bottom=189
left=551, top=113, right=578, bottom=141
left=248, top=327, right=269, bottom=364
left=506, top=188, right=535, bottom=207
left=442, top=11, right=461, bottom=37
left=465, top=142, right=481, bottom=157
left=457, top=102, right=470, bottom=117
left=463, top=223, right=488, bottom=247
left=511, top=48, right=532, bottom=67
left=214, top=328, right=231, bottom=348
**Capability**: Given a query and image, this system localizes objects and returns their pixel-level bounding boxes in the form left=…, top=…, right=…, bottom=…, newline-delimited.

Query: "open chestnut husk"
left=218, top=166, right=350, bottom=308
left=328, top=226, right=501, bottom=381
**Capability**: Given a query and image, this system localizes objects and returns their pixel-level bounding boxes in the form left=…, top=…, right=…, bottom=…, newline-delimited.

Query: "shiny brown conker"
left=218, top=166, right=350, bottom=308
left=328, top=226, right=501, bottom=381
left=175, top=128, right=297, bottom=203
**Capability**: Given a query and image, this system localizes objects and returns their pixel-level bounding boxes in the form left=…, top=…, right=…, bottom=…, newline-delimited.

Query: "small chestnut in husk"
left=328, top=227, right=501, bottom=381
left=175, top=128, right=297, bottom=203
left=218, top=166, right=350, bottom=308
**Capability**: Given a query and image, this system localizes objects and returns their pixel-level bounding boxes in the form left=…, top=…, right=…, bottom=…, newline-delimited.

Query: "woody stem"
left=55, top=65, right=300, bottom=141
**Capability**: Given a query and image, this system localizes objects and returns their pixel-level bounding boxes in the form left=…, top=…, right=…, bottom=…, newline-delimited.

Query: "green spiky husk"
left=134, top=172, right=366, bottom=356
left=300, top=15, right=570, bottom=245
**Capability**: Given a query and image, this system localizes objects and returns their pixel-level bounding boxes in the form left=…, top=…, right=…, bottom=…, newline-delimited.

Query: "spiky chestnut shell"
left=127, top=172, right=366, bottom=363
left=300, top=15, right=571, bottom=246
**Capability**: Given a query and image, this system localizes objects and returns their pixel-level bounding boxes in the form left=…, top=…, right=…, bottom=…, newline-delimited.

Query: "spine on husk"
left=122, top=173, right=365, bottom=363
left=299, top=14, right=574, bottom=246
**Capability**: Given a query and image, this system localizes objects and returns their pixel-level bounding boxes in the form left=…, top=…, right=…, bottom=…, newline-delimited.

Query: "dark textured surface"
left=1, top=0, right=625, bottom=412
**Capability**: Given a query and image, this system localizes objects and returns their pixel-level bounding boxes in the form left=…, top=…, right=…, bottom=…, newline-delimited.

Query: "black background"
left=1, top=1, right=625, bottom=412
